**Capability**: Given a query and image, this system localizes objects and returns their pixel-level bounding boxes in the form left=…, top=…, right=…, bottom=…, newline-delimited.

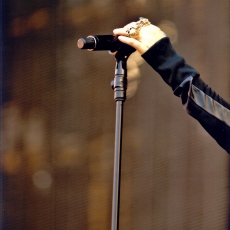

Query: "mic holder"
left=111, top=44, right=135, bottom=101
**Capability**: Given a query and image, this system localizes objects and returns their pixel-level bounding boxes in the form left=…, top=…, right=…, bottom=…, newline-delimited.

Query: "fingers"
left=113, top=22, right=137, bottom=36
left=117, top=35, right=138, bottom=46
left=113, top=22, right=141, bottom=51
left=113, top=21, right=151, bottom=55
left=117, top=36, right=146, bottom=55
left=113, top=28, right=128, bottom=36
left=113, top=28, right=143, bottom=52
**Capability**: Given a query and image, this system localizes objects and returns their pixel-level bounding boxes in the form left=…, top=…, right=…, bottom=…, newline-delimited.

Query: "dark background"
left=1, top=0, right=230, bottom=229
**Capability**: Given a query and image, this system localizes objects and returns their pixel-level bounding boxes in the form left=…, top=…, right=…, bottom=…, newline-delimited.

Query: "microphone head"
left=77, top=37, right=96, bottom=50
left=77, top=39, right=85, bottom=49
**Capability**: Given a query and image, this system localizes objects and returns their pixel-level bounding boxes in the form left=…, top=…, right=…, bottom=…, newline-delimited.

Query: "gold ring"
left=126, top=17, right=151, bottom=39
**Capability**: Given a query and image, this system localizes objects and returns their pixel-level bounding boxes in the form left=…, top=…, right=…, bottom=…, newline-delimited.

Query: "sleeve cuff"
left=141, top=37, right=200, bottom=93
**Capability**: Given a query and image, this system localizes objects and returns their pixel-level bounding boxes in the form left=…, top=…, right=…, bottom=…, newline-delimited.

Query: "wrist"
left=139, top=30, right=166, bottom=55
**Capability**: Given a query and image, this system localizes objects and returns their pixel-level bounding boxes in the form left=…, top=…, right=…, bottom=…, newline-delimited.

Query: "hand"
left=113, top=21, right=166, bottom=55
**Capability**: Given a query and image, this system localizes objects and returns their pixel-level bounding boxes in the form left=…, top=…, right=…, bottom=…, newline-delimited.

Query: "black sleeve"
left=142, top=37, right=230, bottom=154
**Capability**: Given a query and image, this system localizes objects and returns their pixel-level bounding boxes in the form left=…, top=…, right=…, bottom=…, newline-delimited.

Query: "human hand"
left=113, top=19, right=166, bottom=55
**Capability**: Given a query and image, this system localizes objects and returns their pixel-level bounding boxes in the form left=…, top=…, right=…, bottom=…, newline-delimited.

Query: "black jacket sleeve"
left=142, top=37, right=230, bottom=154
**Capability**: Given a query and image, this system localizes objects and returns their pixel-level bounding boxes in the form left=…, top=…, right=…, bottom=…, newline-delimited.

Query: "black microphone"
left=77, top=35, right=121, bottom=52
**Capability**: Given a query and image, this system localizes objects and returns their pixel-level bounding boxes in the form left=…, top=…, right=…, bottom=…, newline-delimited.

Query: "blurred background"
left=1, top=0, right=230, bottom=229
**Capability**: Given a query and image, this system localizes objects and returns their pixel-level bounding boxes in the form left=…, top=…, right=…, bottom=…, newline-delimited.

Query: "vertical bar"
left=111, top=101, right=123, bottom=230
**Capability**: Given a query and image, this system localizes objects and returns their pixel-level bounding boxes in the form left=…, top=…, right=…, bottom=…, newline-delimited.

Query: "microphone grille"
left=77, top=37, right=96, bottom=50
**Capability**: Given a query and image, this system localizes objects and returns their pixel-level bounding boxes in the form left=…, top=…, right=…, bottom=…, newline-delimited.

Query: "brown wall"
left=2, top=0, right=229, bottom=229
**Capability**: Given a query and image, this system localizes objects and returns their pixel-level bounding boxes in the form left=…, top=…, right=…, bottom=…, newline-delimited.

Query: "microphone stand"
left=111, top=45, right=135, bottom=230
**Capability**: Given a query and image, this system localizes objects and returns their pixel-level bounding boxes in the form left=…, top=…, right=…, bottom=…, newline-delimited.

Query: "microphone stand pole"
left=111, top=45, right=135, bottom=230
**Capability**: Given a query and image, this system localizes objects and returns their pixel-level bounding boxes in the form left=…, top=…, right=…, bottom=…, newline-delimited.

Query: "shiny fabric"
left=190, top=84, right=230, bottom=127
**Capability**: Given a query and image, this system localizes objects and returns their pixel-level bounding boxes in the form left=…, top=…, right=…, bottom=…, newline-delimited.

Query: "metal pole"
left=111, top=100, right=123, bottom=230
left=111, top=44, right=135, bottom=230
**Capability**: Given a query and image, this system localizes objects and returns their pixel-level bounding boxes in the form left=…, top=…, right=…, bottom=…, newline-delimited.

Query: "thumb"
left=117, top=36, right=145, bottom=54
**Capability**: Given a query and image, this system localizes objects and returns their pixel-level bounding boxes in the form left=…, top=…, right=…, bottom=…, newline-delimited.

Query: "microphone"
left=77, top=35, right=120, bottom=52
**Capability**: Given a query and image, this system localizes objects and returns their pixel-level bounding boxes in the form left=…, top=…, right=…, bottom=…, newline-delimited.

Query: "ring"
left=126, top=17, right=151, bottom=39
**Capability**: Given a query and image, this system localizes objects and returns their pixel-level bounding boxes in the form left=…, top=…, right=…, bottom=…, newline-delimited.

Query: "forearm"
left=142, top=37, right=230, bottom=153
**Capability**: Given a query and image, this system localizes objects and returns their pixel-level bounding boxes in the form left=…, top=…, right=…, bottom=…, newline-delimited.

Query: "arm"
left=142, top=37, right=230, bottom=154
left=113, top=22, right=230, bottom=153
